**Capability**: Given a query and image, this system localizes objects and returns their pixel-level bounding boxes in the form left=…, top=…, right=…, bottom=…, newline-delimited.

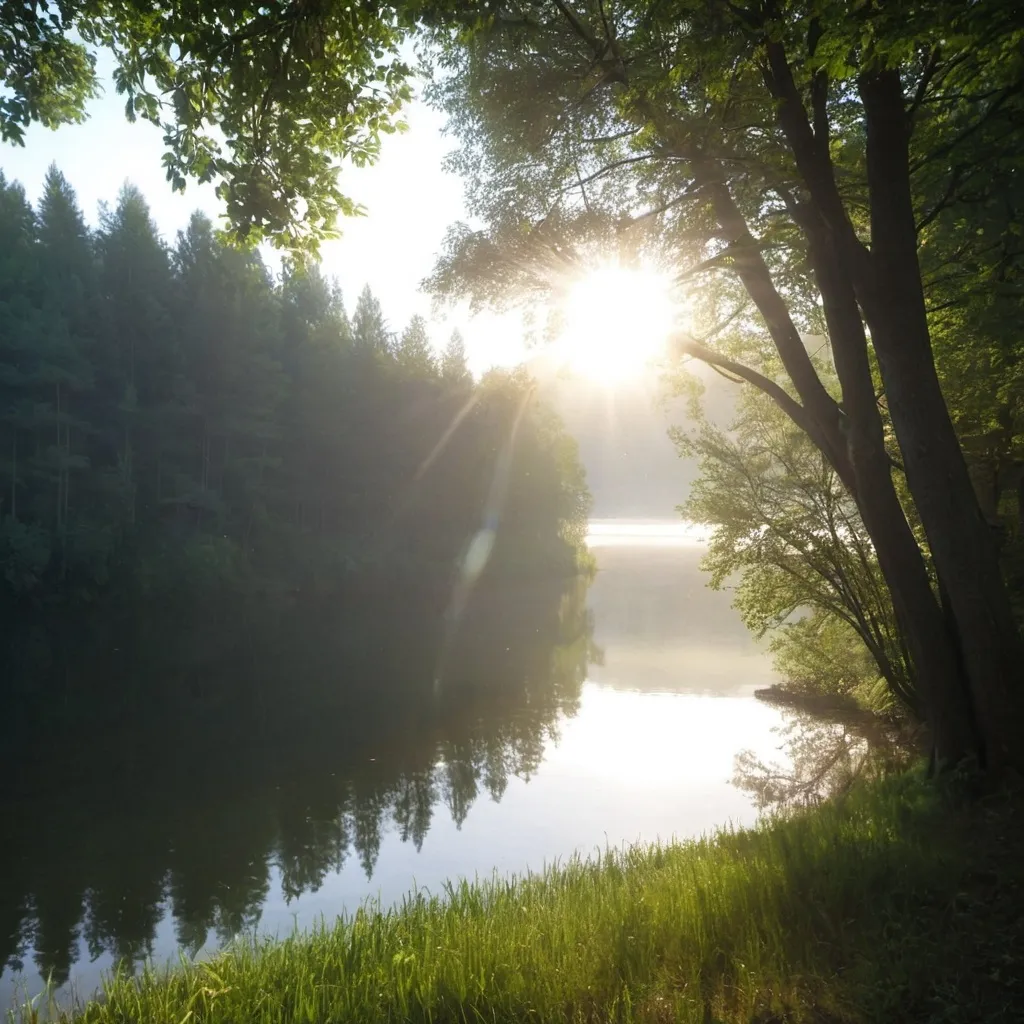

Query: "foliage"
left=18, top=773, right=1024, bottom=1024
left=767, top=612, right=891, bottom=710
left=918, top=91, right=1024, bottom=595
left=678, top=385, right=917, bottom=713
left=396, top=315, right=436, bottom=376
left=352, top=283, right=392, bottom=354
left=0, top=167, right=591, bottom=630
left=0, top=0, right=439, bottom=251
left=440, top=328, right=470, bottom=384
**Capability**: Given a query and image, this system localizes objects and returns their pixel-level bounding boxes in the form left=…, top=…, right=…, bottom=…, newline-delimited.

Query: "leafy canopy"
left=1, top=0, right=446, bottom=253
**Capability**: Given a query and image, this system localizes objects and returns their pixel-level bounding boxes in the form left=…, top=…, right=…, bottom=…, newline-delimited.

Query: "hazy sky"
left=0, top=60, right=525, bottom=374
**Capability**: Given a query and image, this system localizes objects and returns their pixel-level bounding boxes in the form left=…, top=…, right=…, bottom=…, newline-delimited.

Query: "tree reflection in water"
left=733, top=704, right=920, bottom=811
left=0, top=576, right=595, bottom=988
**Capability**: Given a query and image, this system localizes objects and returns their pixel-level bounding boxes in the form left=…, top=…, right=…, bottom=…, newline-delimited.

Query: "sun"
left=555, top=263, right=678, bottom=383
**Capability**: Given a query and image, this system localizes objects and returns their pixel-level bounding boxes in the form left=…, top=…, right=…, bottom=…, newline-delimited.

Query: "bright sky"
left=0, top=59, right=526, bottom=375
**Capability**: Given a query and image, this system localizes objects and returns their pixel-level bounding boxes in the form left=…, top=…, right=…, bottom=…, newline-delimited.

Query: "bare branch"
left=552, top=0, right=612, bottom=62
left=620, top=185, right=705, bottom=227
left=915, top=164, right=968, bottom=233
left=580, top=126, right=638, bottom=144
left=760, top=41, right=873, bottom=279
left=674, top=246, right=742, bottom=283
left=907, top=47, right=942, bottom=126
left=690, top=303, right=748, bottom=345
left=708, top=362, right=746, bottom=386
left=807, top=18, right=829, bottom=150
left=559, top=153, right=673, bottom=193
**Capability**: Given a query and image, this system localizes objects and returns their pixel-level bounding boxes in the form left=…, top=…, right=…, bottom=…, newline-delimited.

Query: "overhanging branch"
left=676, top=336, right=813, bottom=434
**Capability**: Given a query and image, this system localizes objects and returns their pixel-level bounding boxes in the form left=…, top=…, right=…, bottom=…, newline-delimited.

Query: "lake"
left=0, top=520, right=787, bottom=1008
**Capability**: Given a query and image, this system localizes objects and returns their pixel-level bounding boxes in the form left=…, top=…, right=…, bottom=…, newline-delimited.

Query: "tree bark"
left=857, top=68, right=1024, bottom=772
left=1018, top=469, right=1024, bottom=536
left=803, top=207, right=978, bottom=762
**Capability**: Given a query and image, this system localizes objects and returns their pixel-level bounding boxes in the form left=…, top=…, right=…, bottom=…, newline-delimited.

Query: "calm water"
left=1, top=520, right=786, bottom=1007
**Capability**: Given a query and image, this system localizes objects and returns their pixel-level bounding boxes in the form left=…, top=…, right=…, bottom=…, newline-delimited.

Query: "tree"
left=1, top=0, right=421, bottom=252
left=352, top=284, right=391, bottom=355
left=0, top=169, right=103, bottom=588
left=680, top=385, right=917, bottom=713
left=396, top=315, right=436, bottom=376
left=440, top=329, right=470, bottom=384
left=33, top=166, right=96, bottom=551
left=94, top=184, right=176, bottom=526
left=0, top=174, right=53, bottom=591
left=918, top=131, right=1024, bottom=543
left=173, top=213, right=289, bottom=542
left=424, top=0, right=1024, bottom=772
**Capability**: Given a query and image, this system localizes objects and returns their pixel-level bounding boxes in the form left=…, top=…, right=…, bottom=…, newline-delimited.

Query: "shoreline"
left=12, top=772, right=1021, bottom=1024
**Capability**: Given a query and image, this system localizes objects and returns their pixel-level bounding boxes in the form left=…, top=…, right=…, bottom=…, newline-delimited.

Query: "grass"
left=19, top=771, right=1024, bottom=1024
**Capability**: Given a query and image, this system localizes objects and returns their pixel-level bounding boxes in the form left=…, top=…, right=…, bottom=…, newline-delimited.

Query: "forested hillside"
left=0, top=167, right=589, bottom=615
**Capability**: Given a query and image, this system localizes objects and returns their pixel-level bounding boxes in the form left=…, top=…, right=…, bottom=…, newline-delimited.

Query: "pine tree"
left=395, top=315, right=435, bottom=377
left=440, top=329, right=470, bottom=385
left=351, top=284, right=390, bottom=355
left=34, top=166, right=95, bottom=544
left=329, top=281, right=354, bottom=347
left=95, top=184, right=175, bottom=525
left=280, top=265, right=352, bottom=356
left=214, top=242, right=288, bottom=549
left=0, top=174, right=39, bottom=526
left=173, top=214, right=289, bottom=540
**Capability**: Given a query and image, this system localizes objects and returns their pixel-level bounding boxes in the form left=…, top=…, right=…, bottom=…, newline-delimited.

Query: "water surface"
left=1, top=520, right=785, bottom=1006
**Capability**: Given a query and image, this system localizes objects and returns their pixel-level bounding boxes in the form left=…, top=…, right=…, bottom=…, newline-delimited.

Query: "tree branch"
left=552, top=0, right=612, bottom=62
left=698, top=173, right=844, bottom=440
left=580, top=126, right=638, bottom=144
left=760, top=41, right=873, bottom=281
left=676, top=336, right=817, bottom=438
left=915, top=163, right=967, bottom=232
left=907, top=46, right=942, bottom=126
left=620, top=185, right=704, bottom=226
left=807, top=18, right=829, bottom=151
left=559, top=152, right=671, bottom=192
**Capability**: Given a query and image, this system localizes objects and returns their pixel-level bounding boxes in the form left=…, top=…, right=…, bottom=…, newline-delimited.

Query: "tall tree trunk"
left=805, top=216, right=978, bottom=762
left=55, top=380, right=62, bottom=534
left=757, top=46, right=1003, bottom=770
left=1017, top=469, right=1024, bottom=536
left=10, top=436, right=16, bottom=521
left=857, top=68, right=1024, bottom=772
left=64, top=425, right=70, bottom=525
left=704, top=165, right=978, bottom=761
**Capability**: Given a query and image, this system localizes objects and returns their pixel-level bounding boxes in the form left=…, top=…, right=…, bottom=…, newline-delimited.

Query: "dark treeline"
left=0, top=576, right=595, bottom=988
left=0, top=165, right=589, bottom=602
left=0, top=166, right=591, bottom=719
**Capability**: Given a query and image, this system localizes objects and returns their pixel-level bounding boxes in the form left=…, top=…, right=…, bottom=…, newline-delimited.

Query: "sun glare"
left=556, top=264, right=677, bottom=383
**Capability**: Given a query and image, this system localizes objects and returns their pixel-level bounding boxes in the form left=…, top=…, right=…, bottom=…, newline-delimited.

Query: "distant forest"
left=0, top=166, right=590, bottom=609
left=0, top=166, right=593, bottom=730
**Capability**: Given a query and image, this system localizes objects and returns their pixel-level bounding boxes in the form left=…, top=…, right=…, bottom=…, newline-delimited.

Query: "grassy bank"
left=23, top=772, right=1023, bottom=1024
